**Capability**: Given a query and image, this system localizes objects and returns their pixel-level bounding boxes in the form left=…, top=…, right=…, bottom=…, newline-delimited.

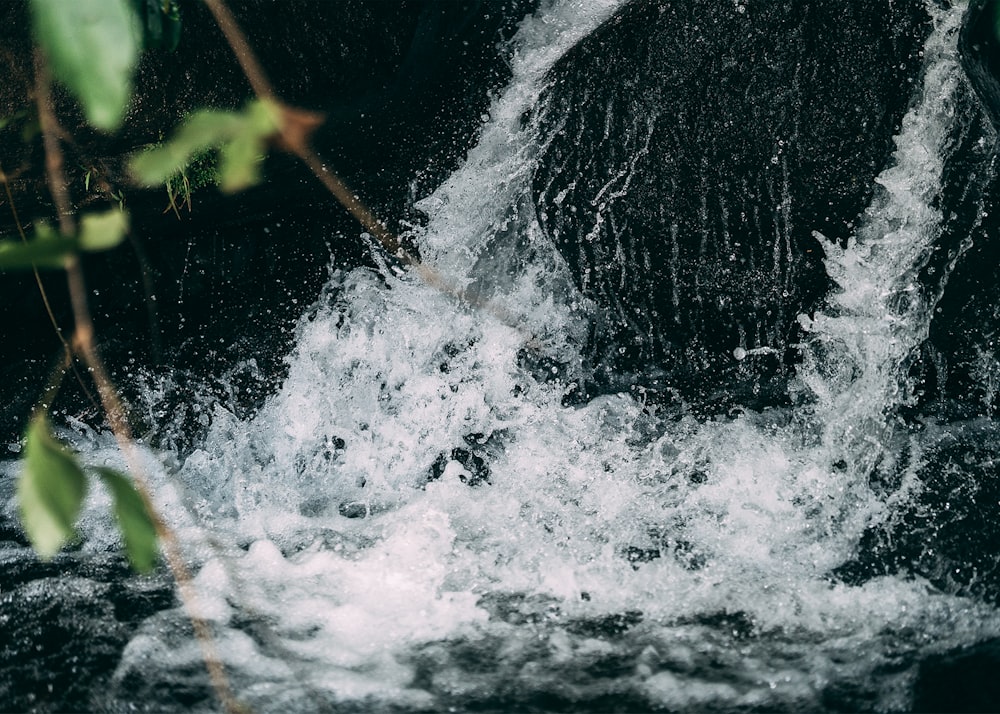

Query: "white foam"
left=99, top=0, right=1000, bottom=709
left=799, top=2, right=971, bottom=470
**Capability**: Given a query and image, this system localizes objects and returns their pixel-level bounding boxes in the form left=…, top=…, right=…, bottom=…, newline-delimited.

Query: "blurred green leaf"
left=30, top=0, right=140, bottom=131
left=246, top=99, right=281, bottom=135
left=79, top=209, right=129, bottom=252
left=130, top=110, right=244, bottom=185
left=0, top=222, right=75, bottom=270
left=0, top=210, right=130, bottom=271
left=130, top=100, right=279, bottom=194
left=18, top=416, right=89, bottom=559
left=95, top=467, right=158, bottom=573
left=218, top=131, right=265, bottom=193
left=134, top=0, right=182, bottom=52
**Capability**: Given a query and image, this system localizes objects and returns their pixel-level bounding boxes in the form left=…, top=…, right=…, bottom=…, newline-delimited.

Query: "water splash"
left=9, top=0, right=1000, bottom=711
left=798, top=2, right=976, bottom=471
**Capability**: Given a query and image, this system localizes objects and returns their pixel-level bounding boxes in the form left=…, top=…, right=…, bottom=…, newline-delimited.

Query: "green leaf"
left=95, top=468, right=158, bottom=573
left=129, top=101, right=279, bottom=193
left=30, top=0, right=140, bottom=131
left=18, top=416, right=89, bottom=559
left=216, top=100, right=278, bottom=193
left=0, top=210, right=129, bottom=271
left=246, top=99, right=282, bottom=135
left=0, top=221, right=76, bottom=271
left=134, top=0, right=182, bottom=52
left=130, top=110, right=244, bottom=185
left=218, top=132, right=265, bottom=194
left=79, top=209, right=129, bottom=252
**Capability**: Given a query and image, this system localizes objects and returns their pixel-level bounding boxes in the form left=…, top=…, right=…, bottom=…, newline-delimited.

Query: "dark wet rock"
left=686, top=610, right=757, bottom=642
left=833, top=419, right=1000, bottom=604
left=908, top=0, right=1000, bottom=419
left=404, top=622, right=655, bottom=713
left=913, top=165, right=1000, bottom=420
left=337, top=501, right=370, bottom=519
left=564, top=610, right=643, bottom=639
left=109, top=611, right=218, bottom=712
left=477, top=591, right=563, bottom=626
left=960, top=0, right=1000, bottom=130
left=533, top=0, right=930, bottom=410
left=913, top=637, right=1000, bottom=713
left=429, top=447, right=492, bottom=486
left=0, top=552, right=175, bottom=713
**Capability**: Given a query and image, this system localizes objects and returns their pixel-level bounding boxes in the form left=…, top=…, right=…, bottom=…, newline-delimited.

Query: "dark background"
left=0, top=0, right=539, bottom=447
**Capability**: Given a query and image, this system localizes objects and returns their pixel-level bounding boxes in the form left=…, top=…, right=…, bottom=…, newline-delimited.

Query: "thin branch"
left=201, top=0, right=533, bottom=337
left=294, top=147, right=407, bottom=257
left=34, top=51, right=245, bottom=714
left=199, top=0, right=277, bottom=104
left=205, top=0, right=406, bottom=256
left=0, top=161, right=102, bottom=413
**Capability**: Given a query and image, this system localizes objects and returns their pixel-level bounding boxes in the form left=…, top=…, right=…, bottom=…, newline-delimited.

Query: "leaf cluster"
left=12, top=0, right=285, bottom=572
left=131, top=100, right=279, bottom=194
left=0, top=209, right=129, bottom=271
left=10, top=0, right=205, bottom=572
left=19, top=417, right=158, bottom=572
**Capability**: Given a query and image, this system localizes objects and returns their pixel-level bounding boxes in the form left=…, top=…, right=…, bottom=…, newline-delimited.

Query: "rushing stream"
left=4, top=0, right=1000, bottom=712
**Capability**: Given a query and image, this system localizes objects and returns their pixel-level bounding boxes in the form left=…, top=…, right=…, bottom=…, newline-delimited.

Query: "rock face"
left=533, top=0, right=930, bottom=409
left=834, top=420, right=1000, bottom=603
left=0, top=542, right=176, bottom=713
left=910, top=0, right=1000, bottom=419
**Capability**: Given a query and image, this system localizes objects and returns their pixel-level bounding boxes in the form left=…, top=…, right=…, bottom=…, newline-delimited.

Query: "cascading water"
left=800, top=2, right=989, bottom=468
left=3, top=0, right=1000, bottom=711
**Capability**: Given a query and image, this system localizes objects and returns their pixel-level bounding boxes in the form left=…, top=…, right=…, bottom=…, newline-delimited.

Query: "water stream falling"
left=4, top=0, right=1000, bottom=711
left=801, top=2, right=985, bottom=469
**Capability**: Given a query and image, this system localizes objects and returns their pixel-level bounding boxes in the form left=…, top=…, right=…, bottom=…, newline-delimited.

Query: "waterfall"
left=798, top=1, right=989, bottom=472
left=4, top=0, right=1000, bottom=711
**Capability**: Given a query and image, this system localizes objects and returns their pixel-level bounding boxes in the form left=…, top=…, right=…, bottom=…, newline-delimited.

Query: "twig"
left=0, top=161, right=102, bottom=413
left=205, top=0, right=406, bottom=255
left=200, top=0, right=533, bottom=337
left=34, top=51, right=245, bottom=714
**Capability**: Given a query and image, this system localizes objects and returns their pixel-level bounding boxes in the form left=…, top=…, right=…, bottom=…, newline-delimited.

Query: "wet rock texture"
left=0, top=546, right=176, bottom=712
left=836, top=419, right=1000, bottom=604
left=533, top=0, right=930, bottom=408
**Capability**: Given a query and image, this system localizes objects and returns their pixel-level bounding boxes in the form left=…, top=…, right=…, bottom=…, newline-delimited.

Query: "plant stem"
left=34, top=50, right=245, bottom=714
left=204, top=0, right=403, bottom=255
left=1, top=162, right=102, bottom=413
left=201, top=0, right=532, bottom=336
